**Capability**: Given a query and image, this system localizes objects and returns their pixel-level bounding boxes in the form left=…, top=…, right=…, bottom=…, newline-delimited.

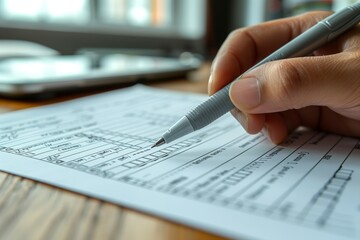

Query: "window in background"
left=0, top=0, right=90, bottom=24
left=0, top=0, right=206, bottom=55
left=333, top=0, right=359, bottom=11
left=0, top=0, right=176, bottom=28
left=283, top=0, right=333, bottom=16
left=99, top=0, right=173, bottom=27
left=241, top=0, right=357, bottom=27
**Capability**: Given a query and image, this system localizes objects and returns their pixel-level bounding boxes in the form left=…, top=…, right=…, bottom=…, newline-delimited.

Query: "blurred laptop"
left=0, top=42, right=201, bottom=97
left=0, top=0, right=206, bottom=97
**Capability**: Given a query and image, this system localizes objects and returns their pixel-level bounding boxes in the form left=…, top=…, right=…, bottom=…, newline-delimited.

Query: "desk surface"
left=0, top=67, right=228, bottom=240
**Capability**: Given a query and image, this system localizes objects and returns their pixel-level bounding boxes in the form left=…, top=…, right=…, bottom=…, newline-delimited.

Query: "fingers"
left=230, top=110, right=265, bottom=134
left=260, top=108, right=318, bottom=144
left=228, top=51, right=360, bottom=143
left=211, top=10, right=360, bottom=143
left=319, top=108, right=360, bottom=137
left=229, top=52, right=360, bottom=117
left=231, top=109, right=302, bottom=144
left=264, top=107, right=360, bottom=143
left=208, top=11, right=331, bottom=95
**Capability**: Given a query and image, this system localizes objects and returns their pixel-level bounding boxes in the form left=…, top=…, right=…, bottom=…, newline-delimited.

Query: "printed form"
left=0, top=85, right=359, bottom=240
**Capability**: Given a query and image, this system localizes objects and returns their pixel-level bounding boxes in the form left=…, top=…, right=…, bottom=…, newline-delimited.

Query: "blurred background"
left=0, top=0, right=357, bottom=59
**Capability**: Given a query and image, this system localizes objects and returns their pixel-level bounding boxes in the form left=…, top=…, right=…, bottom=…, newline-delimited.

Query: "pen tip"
left=151, top=138, right=165, bottom=148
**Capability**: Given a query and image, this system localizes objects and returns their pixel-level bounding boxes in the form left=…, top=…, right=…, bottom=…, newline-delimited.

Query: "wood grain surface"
left=0, top=66, right=228, bottom=240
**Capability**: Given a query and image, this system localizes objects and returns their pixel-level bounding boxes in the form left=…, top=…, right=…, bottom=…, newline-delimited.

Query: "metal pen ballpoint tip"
left=152, top=138, right=165, bottom=148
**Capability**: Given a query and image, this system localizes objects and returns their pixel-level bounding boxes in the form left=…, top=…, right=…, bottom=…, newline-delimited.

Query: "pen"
left=152, top=2, right=360, bottom=148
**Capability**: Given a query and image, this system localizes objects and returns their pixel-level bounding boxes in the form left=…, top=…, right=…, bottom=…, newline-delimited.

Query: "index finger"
left=209, top=11, right=331, bottom=95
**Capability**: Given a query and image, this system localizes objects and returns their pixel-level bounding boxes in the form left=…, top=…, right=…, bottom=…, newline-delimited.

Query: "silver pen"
left=152, top=2, right=360, bottom=148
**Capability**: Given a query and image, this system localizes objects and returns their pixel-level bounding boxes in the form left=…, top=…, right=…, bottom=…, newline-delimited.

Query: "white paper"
left=0, top=85, right=359, bottom=240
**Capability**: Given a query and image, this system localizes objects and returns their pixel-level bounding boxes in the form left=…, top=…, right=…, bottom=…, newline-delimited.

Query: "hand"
left=208, top=11, right=360, bottom=144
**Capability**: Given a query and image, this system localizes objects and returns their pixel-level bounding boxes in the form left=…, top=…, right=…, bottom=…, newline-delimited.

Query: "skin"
left=208, top=11, right=360, bottom=144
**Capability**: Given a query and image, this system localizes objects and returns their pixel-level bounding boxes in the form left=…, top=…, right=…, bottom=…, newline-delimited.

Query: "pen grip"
left=186, top=84, right=234, bottom=130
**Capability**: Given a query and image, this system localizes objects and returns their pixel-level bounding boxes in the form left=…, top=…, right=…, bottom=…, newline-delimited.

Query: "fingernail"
left=261, top=125, right=272, bottom=142
left=208, top=73, right=214, bottom=95
left=230, top=77, right=261, bottom=109
left=230, top=109, right=248, bottom=131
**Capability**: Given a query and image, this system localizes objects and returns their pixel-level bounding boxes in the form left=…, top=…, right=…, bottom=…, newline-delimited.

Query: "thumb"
left=229, top=54, right=360, bottom=116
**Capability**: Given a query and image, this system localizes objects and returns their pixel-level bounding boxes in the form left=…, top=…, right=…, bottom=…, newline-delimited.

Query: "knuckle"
left=226, top=29, right=247, bottom=45
left=227, top=27, right=256, bottom=39
left=349, top=48, right=360, bottom=60
left=340, top=52, right=360, bottom=108
left=226, top=28, right=255, bottom=47
left=300, top=11, right=330, bottom=20
left=267, top=61, right=307, bottom=108
left=228, top=28, right=243, bottom=39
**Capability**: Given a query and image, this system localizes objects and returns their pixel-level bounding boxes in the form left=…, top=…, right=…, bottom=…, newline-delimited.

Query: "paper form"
left=0, top=85, right=359, bottom=240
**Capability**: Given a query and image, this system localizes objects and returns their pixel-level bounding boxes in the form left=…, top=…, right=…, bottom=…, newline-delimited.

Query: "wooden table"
left=0, top=67, right=228, bottom=240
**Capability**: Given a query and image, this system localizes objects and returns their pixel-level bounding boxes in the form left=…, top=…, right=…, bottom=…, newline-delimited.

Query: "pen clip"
left=323, top=5, right=360, bottom=41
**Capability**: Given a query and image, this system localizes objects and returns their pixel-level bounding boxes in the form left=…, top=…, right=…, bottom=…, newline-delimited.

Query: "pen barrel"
left=182, top=2, right=360, bottom=135
left=186, top=85, right=234, bottom=130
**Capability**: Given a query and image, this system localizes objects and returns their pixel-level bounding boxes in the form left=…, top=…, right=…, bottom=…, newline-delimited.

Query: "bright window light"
left=0, top=0, right=206, bottom=39
left=1, top=0, right=44, bottom=20
left=44, top=0, right=89, bottom=23
left=127, top=0, right=151, bottom=26
left=0, top=0, right=89, bottom=23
